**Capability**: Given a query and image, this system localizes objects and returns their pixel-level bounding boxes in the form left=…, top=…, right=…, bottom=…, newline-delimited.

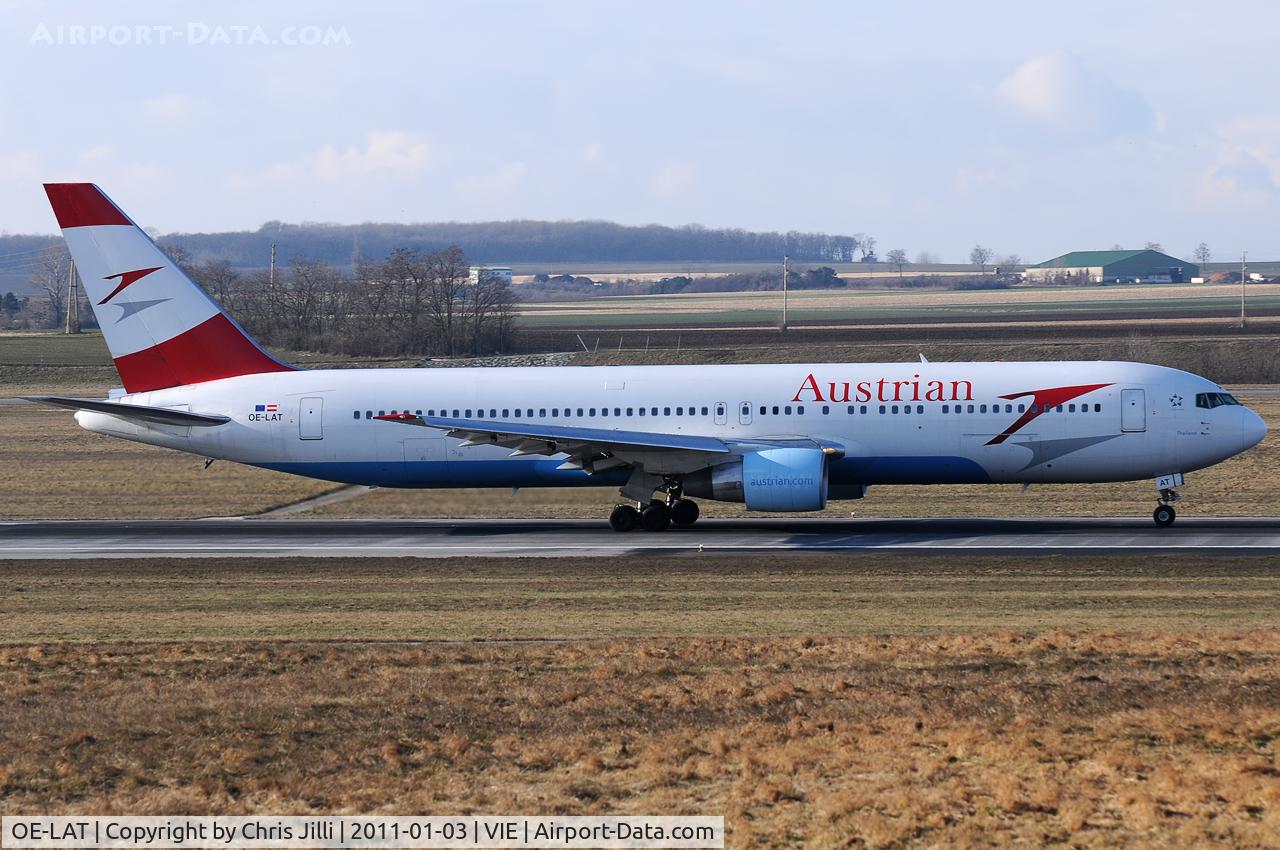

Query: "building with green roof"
left=1024, top=250, right=1198, bottom=284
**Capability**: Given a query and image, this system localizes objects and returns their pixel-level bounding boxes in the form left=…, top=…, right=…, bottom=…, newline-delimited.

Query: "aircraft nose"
left=1241, top=406, right=1268, bottom=450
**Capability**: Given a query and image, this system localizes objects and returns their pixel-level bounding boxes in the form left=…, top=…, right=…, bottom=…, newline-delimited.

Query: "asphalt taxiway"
left=1, top=517, right=1279, bottom=558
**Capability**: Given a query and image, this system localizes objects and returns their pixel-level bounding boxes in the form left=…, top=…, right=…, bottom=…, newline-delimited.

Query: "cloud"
left=455, top=162, right=527, bottom=204
left=582, top=142, right=603, bottom=163
left=651, top=161, right=697, bottom=197
left=80, top=145, right=113, bottom=164
left=1196, top=115, right=1280, bottom=210
left=238, top=131, right=430, bottom=187
left=994, top=52, right=1154, bottom=142
left=142, top=93, right=196, bottom=124
left=0, top=150, right=40, bottom=180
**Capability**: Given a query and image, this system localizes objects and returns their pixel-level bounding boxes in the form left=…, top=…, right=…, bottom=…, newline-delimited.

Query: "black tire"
left=1153, top=505, right=1176, bottom=527
left=670, top=499, right=700, bottom=527
left=609, top=504, right=639, bottom=532
left=640, top=503, right=671, bottom=532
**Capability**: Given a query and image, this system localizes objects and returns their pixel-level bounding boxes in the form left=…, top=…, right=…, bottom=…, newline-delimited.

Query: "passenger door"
left=299, top=397, right=324, bottom=440
left=1121, top=389, right=1146, bottom=432
left=714, top=402, right=728, bottom=426
left=738, top=401, right=753, bottom=425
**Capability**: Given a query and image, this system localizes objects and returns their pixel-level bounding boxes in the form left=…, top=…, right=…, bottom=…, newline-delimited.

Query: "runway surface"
left=3, top=516, right=1280, bottom=558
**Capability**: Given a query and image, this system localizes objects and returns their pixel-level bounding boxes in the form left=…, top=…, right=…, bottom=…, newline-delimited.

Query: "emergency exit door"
left=299, top=397, right=324, bottom=440
left=1121, top=389, right=1146, bottom=432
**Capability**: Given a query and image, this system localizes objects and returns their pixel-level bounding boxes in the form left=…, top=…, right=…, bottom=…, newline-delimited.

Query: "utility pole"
left=781, top=255, right=789, bottom=331
left=269, top=242, right=277, bottom=288
left=64, top=260, right=79, bottom=334
left=1240, top=251, right=1247, bottom=327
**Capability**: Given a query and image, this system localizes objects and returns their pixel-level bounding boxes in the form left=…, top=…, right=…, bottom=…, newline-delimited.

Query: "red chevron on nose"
left=986, top=382, right=1113, bottom=445
left=99, top=266, right=163, bottom=305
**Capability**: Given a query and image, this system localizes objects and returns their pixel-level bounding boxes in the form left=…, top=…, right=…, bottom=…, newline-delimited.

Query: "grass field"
left=516, top=283, right=1280, bottom=328
left=3, top=554, right=1280, bottom=847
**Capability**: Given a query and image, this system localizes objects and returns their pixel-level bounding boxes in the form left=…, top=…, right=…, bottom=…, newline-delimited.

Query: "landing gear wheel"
left=640, top=502, right=672, bottom=532
left=670, top=498, right=700, bottom=527
left=609, top=504, right=639, bottom=532
left=1153, top=504, right=1176, bottom=527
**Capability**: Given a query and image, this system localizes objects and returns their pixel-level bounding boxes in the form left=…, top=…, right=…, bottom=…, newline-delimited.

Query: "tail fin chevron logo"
left=100, top=266, right=163, bottom=305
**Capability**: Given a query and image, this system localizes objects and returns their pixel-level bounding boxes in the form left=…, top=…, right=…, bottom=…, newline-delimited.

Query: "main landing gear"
left=609, top=479, right=700, bottom=532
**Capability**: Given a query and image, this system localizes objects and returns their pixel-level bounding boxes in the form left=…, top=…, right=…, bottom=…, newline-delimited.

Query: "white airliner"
left=31, top=183, right=1266, bottom=530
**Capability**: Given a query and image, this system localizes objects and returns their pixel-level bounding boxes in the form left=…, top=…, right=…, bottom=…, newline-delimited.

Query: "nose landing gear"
left=1153, top=487, right=1181, bottom=527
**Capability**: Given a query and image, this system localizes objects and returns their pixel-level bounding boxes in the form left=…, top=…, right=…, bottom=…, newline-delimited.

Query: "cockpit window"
left=1196, top=392, right=1242, bottom=409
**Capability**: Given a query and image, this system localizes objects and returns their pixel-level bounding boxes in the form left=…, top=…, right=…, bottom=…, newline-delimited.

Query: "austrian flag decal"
left=249, top=403, right=282, bottom=422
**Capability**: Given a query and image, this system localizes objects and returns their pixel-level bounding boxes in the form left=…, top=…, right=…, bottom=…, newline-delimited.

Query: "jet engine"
left=684, top=447, right=830, bottom=511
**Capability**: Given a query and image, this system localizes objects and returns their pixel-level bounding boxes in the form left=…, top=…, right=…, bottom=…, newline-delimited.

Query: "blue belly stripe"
left=255, top=455, right=992, bottom=488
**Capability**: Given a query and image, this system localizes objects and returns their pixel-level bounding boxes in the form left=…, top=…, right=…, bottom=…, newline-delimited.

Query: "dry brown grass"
left=4, top=554, right=1280, bottom=642
left=2, top=633, right=1279, bottom=848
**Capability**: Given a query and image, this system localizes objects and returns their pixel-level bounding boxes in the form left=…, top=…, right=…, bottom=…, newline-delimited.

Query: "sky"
left=2, top=0, right=1279, bottom=262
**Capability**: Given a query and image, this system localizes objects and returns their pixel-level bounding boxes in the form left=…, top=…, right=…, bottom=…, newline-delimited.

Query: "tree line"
left=149, top=220, right=865, bottom=267
left=179, top=244, right=517, bottom=357
left=16, top=242, right=518, bottom=357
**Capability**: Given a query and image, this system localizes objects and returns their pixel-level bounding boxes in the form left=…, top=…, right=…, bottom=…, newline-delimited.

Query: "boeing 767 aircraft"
left=30, top=183, right=1267, bottom=530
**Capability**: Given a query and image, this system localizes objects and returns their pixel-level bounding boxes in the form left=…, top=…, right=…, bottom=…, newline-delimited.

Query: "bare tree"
left=969, top=245, right=994, bottom=272
left=885, top=248, right=908, bottom=277
left=465, top=269, right=519, bottom=355
left=859, top=235, right=878, bottom=262
left=28, top=245, right=71, bottom=329
left=423, top=245, right=470, bottom=356
left=914, top=250, right=939, bottom=265
left=190, top=259, right=243, bottom=314
left=1144, top=241, right=1163, bottom=252
left=997, top=253, right=1022, bottom=270
left=1194, top=242, right=1211, bottom=268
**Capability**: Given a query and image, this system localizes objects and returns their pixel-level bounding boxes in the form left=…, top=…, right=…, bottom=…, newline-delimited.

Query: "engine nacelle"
left=684, top=447, right=829, bottom=512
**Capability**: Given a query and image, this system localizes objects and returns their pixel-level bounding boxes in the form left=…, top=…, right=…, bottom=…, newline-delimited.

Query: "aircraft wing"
left=25, top=396, right=231, bottom=427
left=375, top=412, right=729, bottom=472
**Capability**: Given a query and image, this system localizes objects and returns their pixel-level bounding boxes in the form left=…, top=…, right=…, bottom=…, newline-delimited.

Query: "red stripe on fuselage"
left=112, top=313, right=293, bottom=393
left=43, top=183, right=132, bottom=228
left=986, top=383, right=1113, bottom=445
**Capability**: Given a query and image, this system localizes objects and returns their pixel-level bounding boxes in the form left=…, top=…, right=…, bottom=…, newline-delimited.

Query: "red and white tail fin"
left=44, top=183, right=293, bottom=394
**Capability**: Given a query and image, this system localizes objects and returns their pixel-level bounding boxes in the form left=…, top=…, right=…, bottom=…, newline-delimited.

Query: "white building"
left=468, top=266, right=513, bottom=286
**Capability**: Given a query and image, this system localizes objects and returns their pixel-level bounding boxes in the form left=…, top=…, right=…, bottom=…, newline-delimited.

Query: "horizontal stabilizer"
left=25, top=396, right=231, bottom=427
